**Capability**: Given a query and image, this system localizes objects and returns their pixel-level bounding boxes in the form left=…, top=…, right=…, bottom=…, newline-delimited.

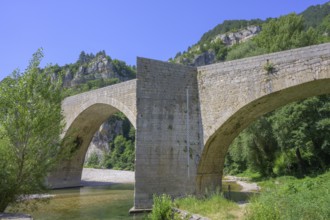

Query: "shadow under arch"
left=196, top=78, right=330, bottom=193
left=48, top=102, right=136, bottom=188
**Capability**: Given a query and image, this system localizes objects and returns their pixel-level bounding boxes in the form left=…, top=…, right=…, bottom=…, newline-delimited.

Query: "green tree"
left=85, top=152, right=100, bottom=168
left=226, top=40, right=267, bottom=61
left=271, top=95, right=330, bottom=176
left=254, top=13, right=319, bottom=53
left=0, top=49, right=64, bottom=212
left=102, top=135, right=135, bottom=170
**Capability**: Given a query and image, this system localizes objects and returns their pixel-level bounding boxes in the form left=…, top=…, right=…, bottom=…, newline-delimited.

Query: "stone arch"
left=48, top=80, right=136, bottom=188
left=196, top=78, right=330, bottom=193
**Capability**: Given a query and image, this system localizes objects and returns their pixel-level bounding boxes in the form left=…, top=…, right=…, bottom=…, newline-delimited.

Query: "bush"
left=148, top=194, right=176, bottom=220
left=85, top=152, right=100, bottom=168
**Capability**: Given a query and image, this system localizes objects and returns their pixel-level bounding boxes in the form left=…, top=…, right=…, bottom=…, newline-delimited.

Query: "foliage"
left=318, top=14, right=330, bottom=42
left=148, top=194, right=178, bottom=220
left=263, top=60, right=275, bottom=73
left=77, top=51, right=96, bottom=64
left=270, top=95, right=330, bottom=176
left=226, top=40, right=266, bottom=61
left=0, top=49, right=64, bottom=212
left=246, top=171, right=330, bottom=220
left=62, top=77, right=120, bottom=98
left=81, top=112, right=136, bottom=171
left=112, top=59, right=136, bottom=78
left=174, top=193, right=240, bottom=220
left=300, top=2, right=330, bottom=29
left=85, top=152, right=100, bottom=168
left=254, top=13, right=319, bottom=53
left=225, top=95, right=330, bottom=177
left=101, top=135, right=135, bottom=170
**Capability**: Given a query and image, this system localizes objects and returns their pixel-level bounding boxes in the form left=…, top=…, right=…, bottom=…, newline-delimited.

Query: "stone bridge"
left=49, top=43, right=330, bottom=210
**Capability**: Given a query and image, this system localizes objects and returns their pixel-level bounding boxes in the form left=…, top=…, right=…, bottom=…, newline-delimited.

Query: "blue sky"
left=0, top=0, right=328, bottom=80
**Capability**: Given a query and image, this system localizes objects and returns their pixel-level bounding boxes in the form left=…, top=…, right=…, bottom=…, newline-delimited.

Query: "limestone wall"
left=135, top=58, right=202, bottom=209
left=48, top=80, right=136, bottom=188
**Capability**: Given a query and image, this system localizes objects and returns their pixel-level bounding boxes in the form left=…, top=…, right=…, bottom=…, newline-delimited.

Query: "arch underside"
left=48, top=103, right=135, bottom=188
left=197, top=79, right=330, bottom=193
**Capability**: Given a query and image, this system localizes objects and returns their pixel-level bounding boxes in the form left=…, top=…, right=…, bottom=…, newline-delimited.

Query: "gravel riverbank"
left=81, top=168, right=134, bottom=186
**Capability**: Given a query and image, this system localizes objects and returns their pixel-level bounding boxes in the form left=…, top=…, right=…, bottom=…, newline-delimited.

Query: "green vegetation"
left=62, top=77, right=120, bottom=97
left=226, top=13, right=322, bottom=61
left=85, top=152, right=101, bottom=168
left=175, top=194, right=240, bottom=220
left=225, top=95, right=330, bottom=178
left=100, top=112, right=135, bottom=171
left=254, top=13, right=319, bottom=53
left=148, top=194, right=179, bottom=220
left=246, top=171, right=330, bottom=220
left=198, top=19, right=263, bottom=45
left=101, top=134, right=135, bottom=170
left=0, top=49, right=65, bottom=212
left=83, top=112, right=136, bottom=171
left=300, top=2, right=330, bottom=29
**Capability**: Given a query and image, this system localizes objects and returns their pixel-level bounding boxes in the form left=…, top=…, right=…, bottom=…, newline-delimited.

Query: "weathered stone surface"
left=212, top=25, right=261, bottom=46
left=48, top=80, right=136, bottom=188
left=193, top=50, right=216, bottom=66
left=49, top=43, right=330, bottom=210
left=174, top=208, right=210, bottom=220
left=196, top=43, right=330, bottom=193
left=135, top=58, right=202, bottom=209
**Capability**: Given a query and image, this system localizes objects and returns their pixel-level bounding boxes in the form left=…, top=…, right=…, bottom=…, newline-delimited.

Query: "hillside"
left=170, top=1, right=330, bottom=66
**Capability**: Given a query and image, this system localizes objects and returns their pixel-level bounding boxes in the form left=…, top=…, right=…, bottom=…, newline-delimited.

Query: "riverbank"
left=224, top=176, right=260, bottom=192
left=81, top=168, right=259, bottom=193
left=81, top=168, right=134, bottom=186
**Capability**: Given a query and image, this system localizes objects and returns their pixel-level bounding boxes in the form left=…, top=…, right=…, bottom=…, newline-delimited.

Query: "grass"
left=149, top=171, right=330, bottom=220
left=174, top=193, right=241, bottom=220
left=245, top=171, right=330, bottom=220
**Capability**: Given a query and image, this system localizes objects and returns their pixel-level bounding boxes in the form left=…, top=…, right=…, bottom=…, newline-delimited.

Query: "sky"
left=0, top=0, right=329, bottom=80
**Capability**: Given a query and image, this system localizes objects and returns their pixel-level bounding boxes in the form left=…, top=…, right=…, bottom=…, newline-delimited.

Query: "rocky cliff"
left=172, top=25, right=261, bottom=66
left=62, top=53, right=134, bottom=88
left=55, top=51, right=136, bottom=164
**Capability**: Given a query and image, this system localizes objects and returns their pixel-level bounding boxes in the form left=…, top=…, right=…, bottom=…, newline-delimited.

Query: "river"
left=10, top=169, right=256, bottom=219
left=25, top=184, right=144, bottom=220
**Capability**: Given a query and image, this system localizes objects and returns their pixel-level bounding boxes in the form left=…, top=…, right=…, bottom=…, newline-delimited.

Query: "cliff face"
left=212, top=25, right=261, bottom=46
left=85, top=117, right=125, bottom=161
left=58, top=52, right=136, bottom=164
left=173, top=25, right=261, bottom=67
left=63, top=54, right=134, bottom=88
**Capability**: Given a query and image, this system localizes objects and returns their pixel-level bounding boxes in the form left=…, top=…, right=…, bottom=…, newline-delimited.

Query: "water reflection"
left=222, top=181, right=257, bottom=203
left=26, top=184, right=144, bottom=220
left=15, top=181, right=254, bottom=219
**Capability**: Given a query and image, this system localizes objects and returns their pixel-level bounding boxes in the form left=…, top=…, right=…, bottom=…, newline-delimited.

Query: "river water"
left=26, top=184, right=144, bottom=220
left=17, top=181, right=252, bottom=219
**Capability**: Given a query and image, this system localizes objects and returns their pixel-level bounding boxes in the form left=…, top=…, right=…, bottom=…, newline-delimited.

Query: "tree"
left=0, top=49, right=64, bottom=212
left=254, top=13, right=319, bottom=53
left=271, top=95, right=330, bottom=176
